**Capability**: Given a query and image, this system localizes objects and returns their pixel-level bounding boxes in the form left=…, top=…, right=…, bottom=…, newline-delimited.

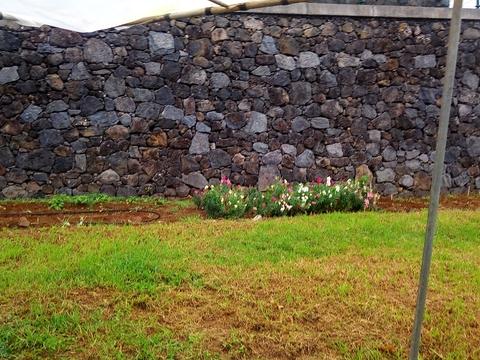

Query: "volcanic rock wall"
left=0, top=14, right=479, bottom=198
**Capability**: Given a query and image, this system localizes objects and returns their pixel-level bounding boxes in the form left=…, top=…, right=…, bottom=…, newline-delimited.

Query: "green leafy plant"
left=47, top=194, right=168, bottom=210
left=48, top=193, right=112, bottom=210
left=193, top=177, right=250, bottom=219
left=48, top=195, right=68, bottom=211
left=194, top=176, right=378, bottom=219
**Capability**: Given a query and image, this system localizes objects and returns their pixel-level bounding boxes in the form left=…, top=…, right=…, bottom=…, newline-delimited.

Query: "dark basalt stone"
left=0, top=13, right=477, bottom=196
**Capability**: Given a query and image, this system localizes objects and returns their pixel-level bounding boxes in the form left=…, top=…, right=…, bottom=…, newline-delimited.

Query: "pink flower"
left=364, top=198, right=370, bottom=209
left=220, top=176, right=232, bottom=187
left=315, top=176, right=324, bottom=184
left=367, top=191, right=374, bottom=199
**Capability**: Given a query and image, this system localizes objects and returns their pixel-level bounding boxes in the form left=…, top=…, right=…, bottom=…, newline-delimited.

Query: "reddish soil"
left=377, top=194, right=480, bottom=212
left=0, top=201, right=203, bottom=228
left=0, top=195, right=478, bottom=228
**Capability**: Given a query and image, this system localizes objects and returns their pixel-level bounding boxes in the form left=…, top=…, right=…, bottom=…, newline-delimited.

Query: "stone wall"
left=0, top=14, right=479, bottom=199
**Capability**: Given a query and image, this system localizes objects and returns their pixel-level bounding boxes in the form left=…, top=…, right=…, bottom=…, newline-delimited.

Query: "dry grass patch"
left=129, top=253, right=479, bottom=359
left=0, top=209, right=479, bottom=359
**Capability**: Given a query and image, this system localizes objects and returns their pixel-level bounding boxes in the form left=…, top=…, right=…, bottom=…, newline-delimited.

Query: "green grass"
left=0, top=210, right=479, bottom=359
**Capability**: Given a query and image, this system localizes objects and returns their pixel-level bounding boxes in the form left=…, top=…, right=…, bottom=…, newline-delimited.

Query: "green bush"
left=194, top=176, right=378, bottom=219
left=193, top=177, right=249, bottom=219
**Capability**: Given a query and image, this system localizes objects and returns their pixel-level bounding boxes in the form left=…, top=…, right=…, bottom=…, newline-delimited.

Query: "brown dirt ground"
left=377, top=194, right=480, bottom=212
left=0, top=194, right=479, bottom=228
left=0, top=201, right=203, bottom=228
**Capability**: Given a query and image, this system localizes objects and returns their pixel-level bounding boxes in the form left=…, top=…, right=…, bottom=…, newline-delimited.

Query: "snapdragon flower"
left=220, top=176, right=232, bottom=187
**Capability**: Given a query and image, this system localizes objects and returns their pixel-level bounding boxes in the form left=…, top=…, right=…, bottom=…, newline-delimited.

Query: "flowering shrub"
left=194, top=176, right=378, bottom=219
left=193, top=176, right=249, bottom=218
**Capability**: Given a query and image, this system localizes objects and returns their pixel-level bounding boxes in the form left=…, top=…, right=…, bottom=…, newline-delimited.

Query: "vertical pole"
left=408, top=0, right=463, bottom=359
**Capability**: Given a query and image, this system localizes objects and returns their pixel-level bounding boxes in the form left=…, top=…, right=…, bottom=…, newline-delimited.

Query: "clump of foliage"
left=48, top=193, right=113, bottom=210
left=48, top=193, right=166, bottom=210
left=193, top=177, right=249, bottom=219
left=194, top=176, right=378, bottom=219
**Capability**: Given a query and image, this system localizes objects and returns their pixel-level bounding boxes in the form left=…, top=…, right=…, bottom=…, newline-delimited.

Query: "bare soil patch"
left=0, top=194, right=478, bottom=228
left=378, top=194, right=480, bottom=212
left=0, top=201, right=203, bottom=228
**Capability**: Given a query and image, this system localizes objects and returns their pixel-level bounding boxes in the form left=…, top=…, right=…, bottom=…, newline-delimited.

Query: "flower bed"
left=193, top=176, right=378, bottom=219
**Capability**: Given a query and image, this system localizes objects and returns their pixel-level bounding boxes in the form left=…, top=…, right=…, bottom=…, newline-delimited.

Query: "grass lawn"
left=0, top=209, right=479, bottom=359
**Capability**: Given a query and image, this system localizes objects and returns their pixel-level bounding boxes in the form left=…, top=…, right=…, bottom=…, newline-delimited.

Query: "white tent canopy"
left=0, top=0, right=245, bottom=32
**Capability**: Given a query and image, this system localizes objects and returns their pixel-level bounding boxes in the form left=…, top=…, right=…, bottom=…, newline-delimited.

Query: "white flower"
left=326, top=176, right=331, bottom=186
left=335, top=185, right=340, bottom=192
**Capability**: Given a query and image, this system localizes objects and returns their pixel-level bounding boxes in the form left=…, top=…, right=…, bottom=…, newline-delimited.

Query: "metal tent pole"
left=408, top=0, right=463, bottom=358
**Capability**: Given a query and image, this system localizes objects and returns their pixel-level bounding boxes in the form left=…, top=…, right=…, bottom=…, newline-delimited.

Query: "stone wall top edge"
left=2, top=4, right=480, bottom=33
left=247, top=3, right=480, bottom=21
